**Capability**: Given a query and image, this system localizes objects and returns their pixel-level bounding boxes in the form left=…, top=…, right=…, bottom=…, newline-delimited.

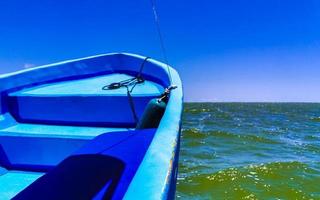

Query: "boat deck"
left=9, top=73, right=163, bottom=96
left=0, top=168, right=43, bottom=199
left=8, top=73, right=164, bottom=127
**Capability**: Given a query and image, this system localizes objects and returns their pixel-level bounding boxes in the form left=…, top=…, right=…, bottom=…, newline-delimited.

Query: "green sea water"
left=177, top=103, right=320, bottom=200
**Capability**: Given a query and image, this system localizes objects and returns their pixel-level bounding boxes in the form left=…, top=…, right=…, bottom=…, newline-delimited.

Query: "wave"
left=182, top=129, right=279, bottom=144
left=177, top=161, right=320, bottom=199
left=310, top=116, right=320, bottom=122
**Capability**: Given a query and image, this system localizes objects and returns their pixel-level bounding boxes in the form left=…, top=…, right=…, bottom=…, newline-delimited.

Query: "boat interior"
left=0, top=53, right=181, bottom=199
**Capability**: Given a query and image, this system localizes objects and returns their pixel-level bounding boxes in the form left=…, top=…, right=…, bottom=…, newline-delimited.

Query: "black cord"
left=102, top=57, right=151, bottom=123
left=126, top=86, right=138, bottom=123
left=102, top=57, right=150, bottom=91
left=137, top=56, right=150, bottom=79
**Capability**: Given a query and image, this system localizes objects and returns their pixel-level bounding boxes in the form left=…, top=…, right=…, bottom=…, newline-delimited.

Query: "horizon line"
left=184, top=101, right=320, bottom=103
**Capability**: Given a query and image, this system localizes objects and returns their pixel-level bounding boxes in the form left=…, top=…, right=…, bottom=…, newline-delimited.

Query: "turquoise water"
left=177, top=103, right=320, bottom=199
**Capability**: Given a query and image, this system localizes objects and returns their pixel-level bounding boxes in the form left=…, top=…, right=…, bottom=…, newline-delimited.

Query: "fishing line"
left=149, top=0, right=173, bottom=83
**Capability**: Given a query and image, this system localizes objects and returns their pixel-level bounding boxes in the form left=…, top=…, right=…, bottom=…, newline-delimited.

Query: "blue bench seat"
left=0, top=167, right=43, bottom=200
left=0, top=123, right=129, bottom=171
left=8, top=73, right=164, bottom=127
left=13, top=129, right=157, bottom=200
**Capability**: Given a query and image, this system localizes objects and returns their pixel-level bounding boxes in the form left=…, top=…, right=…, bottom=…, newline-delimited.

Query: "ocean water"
left=177, top=103, right=320, bottom=199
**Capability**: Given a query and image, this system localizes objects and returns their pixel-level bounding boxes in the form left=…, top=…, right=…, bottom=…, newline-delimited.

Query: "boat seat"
left=0, top=123, right=130, bottom=171
left=7, top=73, right=164, bottom=127
left=13, top=129, right=156, bottom=200
left=0, top=167, right=43, bottom=200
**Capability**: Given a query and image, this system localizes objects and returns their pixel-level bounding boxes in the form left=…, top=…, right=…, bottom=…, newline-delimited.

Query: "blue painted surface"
left=13, top=129, right=156, bottom=200
left=124, top=59, right=183, bottom=200
left=0, top=123, right=128, bottom=139
left=0, top=123, right=128, bottom=171
left=0, top=53, right=183, bottom=199
left=0, top=53, right=170, bottom=115
left=0, top=135, right=88, bottom=171
left=10, top=73, right=163, bottom=96
left=0, top=113, right=16, bottom=129
left=8, top=73, right=163, bottom=127
left=0, top=166, right=7, bottom=175
left=0, top=170, right=43, bottom=200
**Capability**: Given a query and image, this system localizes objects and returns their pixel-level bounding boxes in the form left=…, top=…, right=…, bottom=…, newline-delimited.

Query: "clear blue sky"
left=1, top=0, right=320, bottom=102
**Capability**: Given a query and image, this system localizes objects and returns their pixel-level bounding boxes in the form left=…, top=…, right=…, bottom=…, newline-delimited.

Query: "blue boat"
left=0, top=53, right=183, bottom=199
